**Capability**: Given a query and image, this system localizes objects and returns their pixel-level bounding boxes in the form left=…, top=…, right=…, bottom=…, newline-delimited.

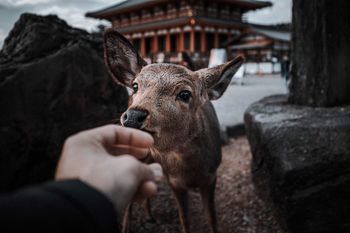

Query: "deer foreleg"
left=171, top=186, right=190, bottom=233
left=200, top=176, right=218, bottom=233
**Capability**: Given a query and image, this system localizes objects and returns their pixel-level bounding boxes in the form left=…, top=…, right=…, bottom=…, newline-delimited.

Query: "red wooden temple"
left=87, top=0, right=271, bottom=64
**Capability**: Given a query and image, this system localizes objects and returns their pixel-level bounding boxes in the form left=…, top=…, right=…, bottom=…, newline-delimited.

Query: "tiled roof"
left=86, top=0, right=272, bottom=18
left=86, top=0, right=166, bottom=18
left=252, top=27, right=291, bottom=42
left=230, top=40, right=272, bottom=50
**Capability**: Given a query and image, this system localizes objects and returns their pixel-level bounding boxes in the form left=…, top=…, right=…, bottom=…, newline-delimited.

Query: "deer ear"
left=196, top=56, right=244, bottom=100
left=104, top=29, right=147, bottom=87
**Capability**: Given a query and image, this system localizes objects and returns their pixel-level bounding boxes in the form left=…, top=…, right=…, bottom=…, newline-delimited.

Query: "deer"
left=103, top=29, right=244, bottom=233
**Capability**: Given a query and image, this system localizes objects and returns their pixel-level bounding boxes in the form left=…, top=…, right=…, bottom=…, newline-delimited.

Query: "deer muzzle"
left=121, top=108, right=148, bottom=129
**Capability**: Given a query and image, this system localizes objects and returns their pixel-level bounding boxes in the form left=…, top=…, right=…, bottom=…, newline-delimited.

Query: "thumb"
left=134, top=163, right=163, bottom=201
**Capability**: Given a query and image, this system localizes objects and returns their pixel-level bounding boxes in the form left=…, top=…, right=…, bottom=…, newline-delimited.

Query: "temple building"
left=228, top=24, right=291, bottom=63
left=86, top=0, right=272, bottom=65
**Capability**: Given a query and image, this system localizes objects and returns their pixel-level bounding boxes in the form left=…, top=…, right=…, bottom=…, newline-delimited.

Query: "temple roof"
left=230, top=39, right=272, bottom=50
left=252, top=27, right=291, bottom=42
left=86, top=0, right=162, bottom=18
left=86, top=0, right=272, bottom=19
left=224, top=25, right=291, bottom=47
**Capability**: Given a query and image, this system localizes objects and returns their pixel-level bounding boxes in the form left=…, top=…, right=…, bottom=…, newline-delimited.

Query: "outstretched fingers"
left=113, top=126, right=154, bottom=148
left=108, top=145, right=150, bottom=159
left=82, top=125, right=154, bottom=155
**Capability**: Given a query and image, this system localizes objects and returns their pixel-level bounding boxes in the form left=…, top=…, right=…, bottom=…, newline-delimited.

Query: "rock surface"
left=0, top=13, right=128, bottom=191
left=245, top=95, right=350, bottom=233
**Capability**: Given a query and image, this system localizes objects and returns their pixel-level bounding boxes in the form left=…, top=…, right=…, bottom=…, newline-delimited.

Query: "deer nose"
left=122, top=109, right=148, bottom=129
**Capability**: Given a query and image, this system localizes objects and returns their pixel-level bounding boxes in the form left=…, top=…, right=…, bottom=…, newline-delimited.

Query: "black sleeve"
left=0, top=180, right=120, bottom=233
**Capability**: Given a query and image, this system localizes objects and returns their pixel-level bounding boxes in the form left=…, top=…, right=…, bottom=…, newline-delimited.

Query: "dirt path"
left=129, top=137, right=285, bottom=233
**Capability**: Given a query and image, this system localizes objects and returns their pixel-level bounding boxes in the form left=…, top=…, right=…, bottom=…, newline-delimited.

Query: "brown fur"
left=104, top=29, right=244, bottom=233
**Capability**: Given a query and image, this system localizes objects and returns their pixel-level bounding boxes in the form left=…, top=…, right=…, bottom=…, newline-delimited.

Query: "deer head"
left=104, top=29, right=243, bottom=151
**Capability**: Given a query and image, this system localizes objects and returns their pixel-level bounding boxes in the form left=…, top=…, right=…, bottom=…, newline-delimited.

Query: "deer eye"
left=132, top=83, right=138, bottom=94
left=177, top=90, right=192, bottom=103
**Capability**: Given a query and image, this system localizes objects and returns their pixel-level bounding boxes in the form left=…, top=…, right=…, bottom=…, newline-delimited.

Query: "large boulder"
left=0, top=13, right=128, bottom=191
left=244, top=95, right=350, bottom=233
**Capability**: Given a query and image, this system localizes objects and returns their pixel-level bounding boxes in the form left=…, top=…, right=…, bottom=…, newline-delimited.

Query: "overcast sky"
left=0, top=0, right=291, bottom=48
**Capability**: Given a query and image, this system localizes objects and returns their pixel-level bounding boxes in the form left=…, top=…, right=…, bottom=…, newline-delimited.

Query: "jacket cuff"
left=43, top=180, right=118, bottom=232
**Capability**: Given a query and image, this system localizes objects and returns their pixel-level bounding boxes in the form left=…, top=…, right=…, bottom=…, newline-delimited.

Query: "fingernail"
left=150, top=163, right=163, bottom=181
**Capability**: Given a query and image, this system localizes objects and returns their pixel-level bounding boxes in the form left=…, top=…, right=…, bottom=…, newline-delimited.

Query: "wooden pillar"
left=153, top=35, right=158, bottom=53
left=190, top=27, right=195, bottom=53
left=200, top=30, right=206, bottom=53
left=140, top=34, right=146, bottom=56
left=228, top=31, right=233, bottom=42
left=165, top=31, right=171, bottom=52
left=214, top=31, right=219, bottom=48
left=179, top=30, right=184, bottom=52
left=257, top=49, right=261, bottom=75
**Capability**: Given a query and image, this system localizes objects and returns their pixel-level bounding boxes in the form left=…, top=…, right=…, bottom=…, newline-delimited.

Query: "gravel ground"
left=127, top=137, right=285, bottom=233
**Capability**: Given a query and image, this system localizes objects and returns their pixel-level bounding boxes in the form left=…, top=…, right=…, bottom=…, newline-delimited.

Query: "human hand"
left=55, top=125, right=162, bottom=214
